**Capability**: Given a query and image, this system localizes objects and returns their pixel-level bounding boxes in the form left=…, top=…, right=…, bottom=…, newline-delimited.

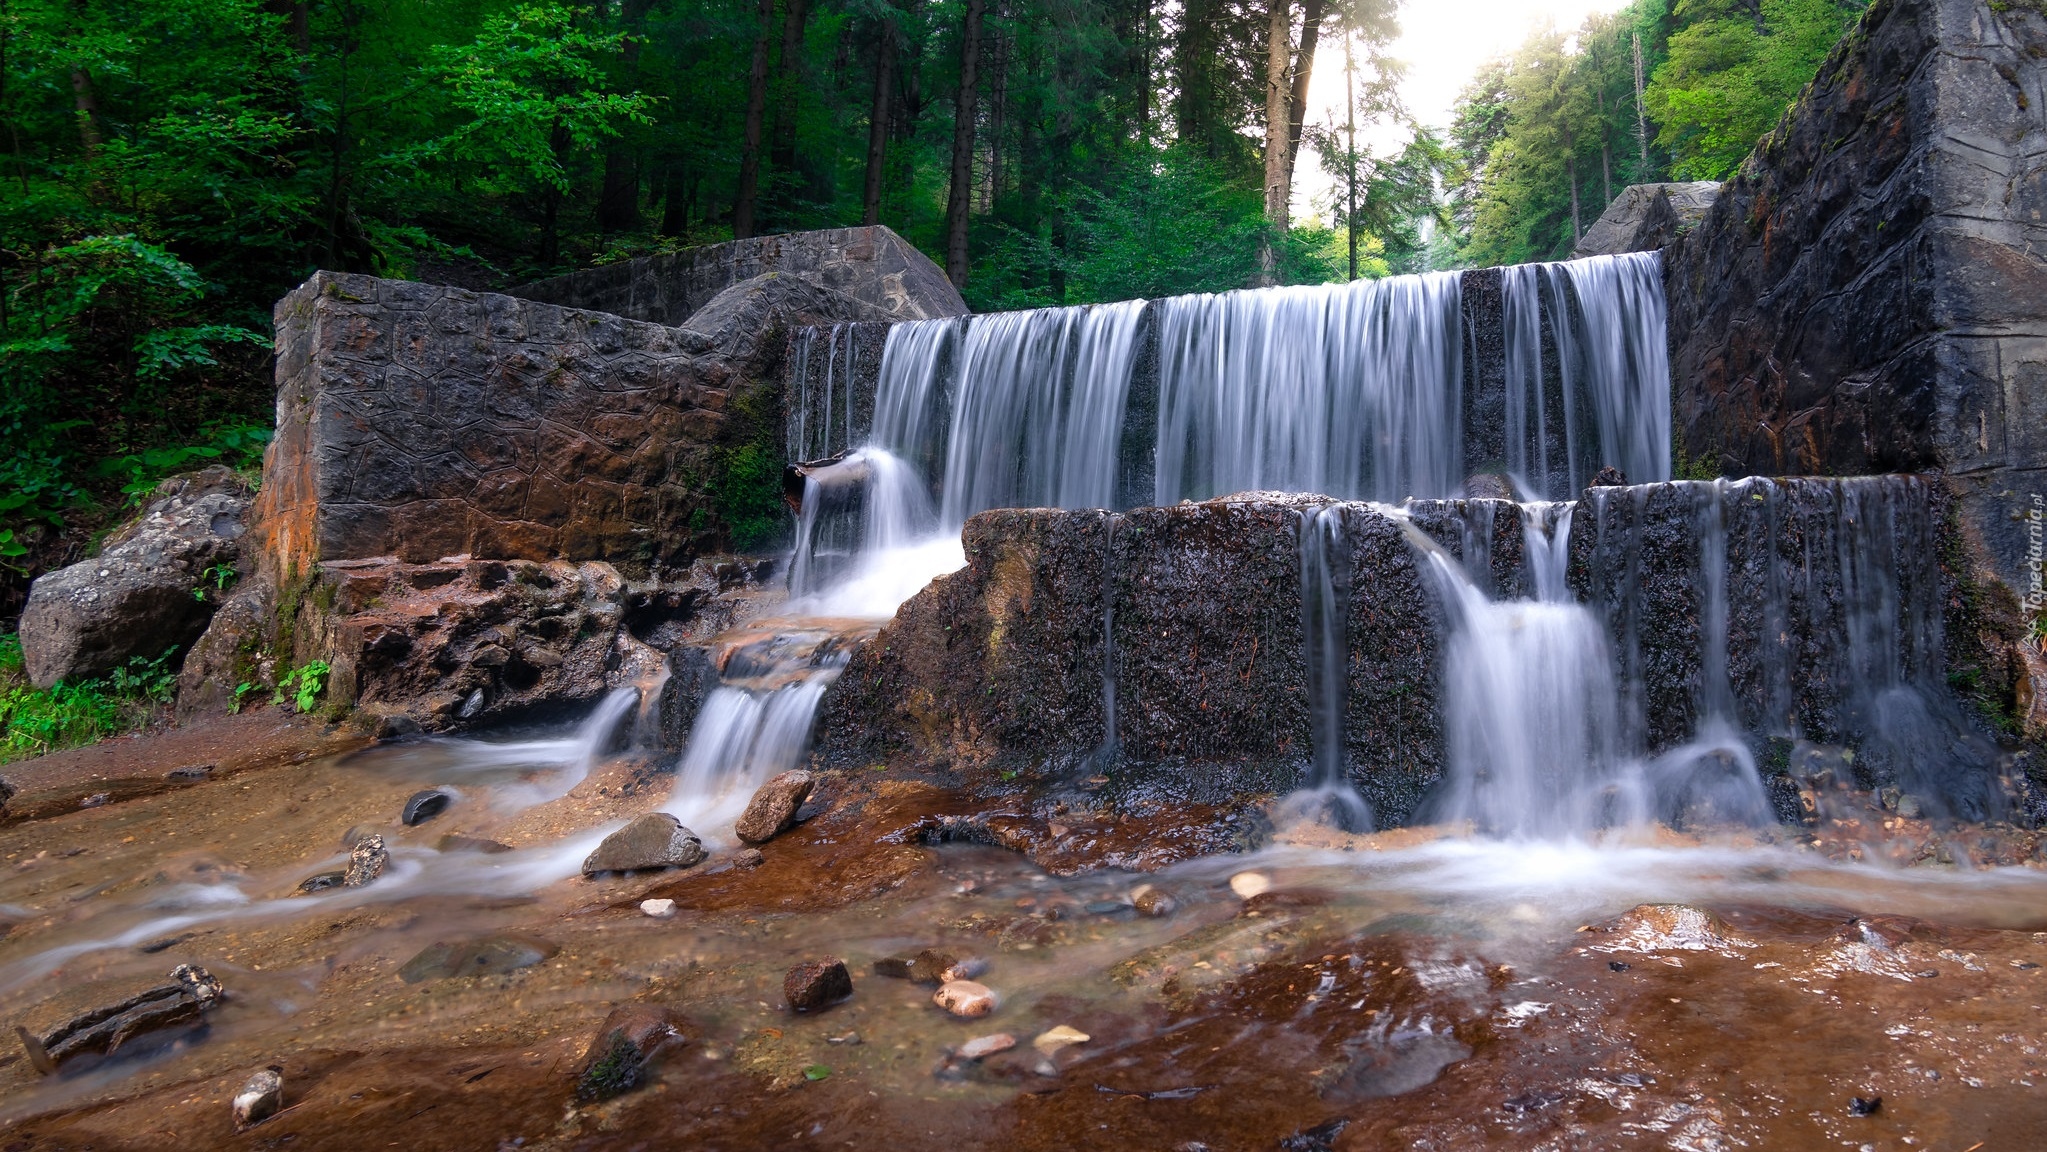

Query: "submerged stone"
left=17, top=964, right=224, bottom=1074
left=398, top=935, right=559, bottom=983
left=784, top=958, right=853, bottom=1012
left=574, top=1003, right=683, bottom=1103
left=401, top=788, right=455, bottom=826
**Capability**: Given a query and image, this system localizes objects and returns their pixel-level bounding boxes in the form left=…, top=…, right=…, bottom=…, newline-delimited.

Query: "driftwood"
left=16, top=964, right=223, bottom=1074
left=782, top=453, right=872, bottom=516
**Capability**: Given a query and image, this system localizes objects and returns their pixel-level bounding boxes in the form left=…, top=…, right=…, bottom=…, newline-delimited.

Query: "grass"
left=0, top=633, right=179, bottom=763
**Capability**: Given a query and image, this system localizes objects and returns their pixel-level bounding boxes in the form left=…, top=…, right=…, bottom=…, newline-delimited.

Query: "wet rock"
left=1591, top=465, right=1629, bottom=487
left=164, top=763, right=214, bottom=782
left=232, top=1067, right=283, bottom=1130
left=574, top=1003, right=684, bottom=1103
left=16, top=964, right=224, bottom=1074
left=296, top=871, right=346, bottom=894
left=581, top=813, right=706, bottom=875
left=401, top=788, right=455, bottom=826
left=784, top=958, right=853, bottom=1012
left=339, top=825, right=381, bottom=850
left=1279, top=1118, right=1350, bottom=1151
left=1586, top=904, right=1753, bottom=954
left=1131, top=885, right=1178, bottom=918
left=1230, top=872, right=1273, bottom=900
left=640, top=898, right=677, bottom=918
left=955, top=1033, right=1015, bottom=1061
left=437, top=834, right=514, bottom=854
left=1849, top=1095, right=1883, bottom=1117
left=734, top=770, right=815, bottom=844
left=1032, top=1025, right=1089, bottom=1056
left=1463, top=473, right=1514, bottom=500
left=873, top=956, right=916, bottom=980
left=343, top=835, right=388, bottom=887
left=399, top=936, right=559, bottom=983
left=941, top=956, right=989, bottom=983
left=18, top=468, right=249, bottom=687
left=934, top=980, right=997, bottom=1018
left=734, top=847, right=765, bottom=869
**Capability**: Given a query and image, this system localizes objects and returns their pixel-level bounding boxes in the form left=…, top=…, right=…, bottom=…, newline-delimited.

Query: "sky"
left=1294, top=0, right=1633, bottom=221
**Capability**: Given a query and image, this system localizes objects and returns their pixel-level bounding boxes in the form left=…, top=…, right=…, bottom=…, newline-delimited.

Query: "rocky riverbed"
left=1, top=710, right=2042, bottom=1150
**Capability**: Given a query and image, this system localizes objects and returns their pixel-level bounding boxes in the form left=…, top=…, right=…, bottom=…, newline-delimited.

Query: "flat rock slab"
left=18, top=965, right=223, bottom=1074
left=399, top=936, right=560, bottom=983
left=583, top=813, right=706, bottom=875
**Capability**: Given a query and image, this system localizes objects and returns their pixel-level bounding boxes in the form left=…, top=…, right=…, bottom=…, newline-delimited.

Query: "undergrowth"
left=0, top=634, right=179, bottom=763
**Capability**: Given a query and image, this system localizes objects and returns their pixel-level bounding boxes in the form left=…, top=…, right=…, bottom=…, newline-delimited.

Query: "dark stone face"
left=1661, top=0, right=2047, bottom=655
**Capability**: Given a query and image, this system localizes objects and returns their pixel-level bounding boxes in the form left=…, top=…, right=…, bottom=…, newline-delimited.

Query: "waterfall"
left=1153, top=273, right=1465, bottom=504
left=1500, top=252, right=1671, bottom=497
left=1282, top=504, right=1374, bottom=831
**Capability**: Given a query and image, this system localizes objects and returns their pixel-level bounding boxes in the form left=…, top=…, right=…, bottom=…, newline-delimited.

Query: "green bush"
left=0, top=636, right=179, bottom=762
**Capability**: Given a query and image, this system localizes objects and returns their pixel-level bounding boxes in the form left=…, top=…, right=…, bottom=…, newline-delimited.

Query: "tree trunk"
left=769, top=0, right=806, bottom=182
left=661, top=163, right=691, bottom=235
left=1136, top=0, right=1152, bottom=143
left=1601, top=142, right=1612, bottom=207
left=1566, top=153, right=1581, bottom=247
left=1284, top=0, right=1325, bottom=174
left=986, top=27, right=1009, bottom=209
left=1175, top=0, right=1214, bottom=154
left=598, top=0, right=650, bottom=234
left=733, top=0, right=776, bottom=239
left=1632, top=31, right=1650, bottom=179
left=1344, top=31, right=1357, bottom=282
left=1257, top=0, right=1292, bottom=285
left=944, top=0, right=985, bottom=289
left=862, top=15, right=897, bottom=225
left=70, top=68, right=102, bottom=156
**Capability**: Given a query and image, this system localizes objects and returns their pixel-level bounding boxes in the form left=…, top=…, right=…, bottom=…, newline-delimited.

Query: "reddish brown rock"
left=733, top=770, right=814, bottom=845
left=575, top=1003, right=684, bottom=1103
left=784, top=958, right=853, bottom=1012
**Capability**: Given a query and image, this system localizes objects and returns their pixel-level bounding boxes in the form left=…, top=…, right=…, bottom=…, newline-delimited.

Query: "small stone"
left=734, top=770, right=815, bottom=844
left=339, top=825, right=381, bottom=850
left=956, top=1032, right=1016, bottom=1061
left=401, top=788, right=455, bottom=826
left=640, top=898, right=676, bottom=918
left=458, top=688, right=485, bottom=719
left=437, top=834, right=514, bottom=854
left=873, top=955, right=916, bottom=979
left=785, top=958, right=853, bottom=1011
left=232, top=1066, right=283, bottom=1130
left=934, top=980, right=997, bottom=1018
left=734, top=847, right=766, bottom=869
left=165, top=763, right=214, bottom=782
left=1229, top=872, right=1272, bottom=899
left=582, top=813, right=706, bottom=875
left=1132, top=885, right=1177, bottom=918
left=1895, top=794, right=1924, bottom=819
left=1591, top=465, right=1628, bottom=487
left=575, top=1004, right=683, bottom=1103
left=907, top=949, right=959, bottom=985
left=1032, top=1025, right=1089, bottom=1056
left=1608, top=961, right=1631, bottom=972
left=343, top=835, right=387, bottom=887
left=941, top=956, right=989, bottom=983
left=1848, top=1095, right=1882, bottom=1117
left=826, top=1031, right=862, bottom=1046
left=296, top=870, right=346, bottom=894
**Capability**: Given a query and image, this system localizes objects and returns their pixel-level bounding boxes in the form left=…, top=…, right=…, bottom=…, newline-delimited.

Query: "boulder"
left=19, top=467, right=249, bottom=688
left=733, top=770, right=814, bottom=844
left=1571, top=181, right=1720, bottom=257
left=582, top=813, right=706, bottom=875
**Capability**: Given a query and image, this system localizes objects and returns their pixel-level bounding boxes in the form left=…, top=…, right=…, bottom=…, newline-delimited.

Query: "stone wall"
left=511, top=226, right=967, bottom=327
left=1664, top=0, right=2047, bottom=711
left=814, top=494, right=1445, bottom=822
left=256, top=269, right=889, bottom=578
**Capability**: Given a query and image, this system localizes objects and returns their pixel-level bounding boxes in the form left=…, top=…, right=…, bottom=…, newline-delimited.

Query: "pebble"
left=785, top=958, right=854, bottom=1012
left=640, top=898, right=676, bottom=918
left=1848, top=1095, right=1882, bottom=1117
left=1132, top=885, right=1178, bottom=918
left=231, top=1066, right=283, bottom=1130
left=934, top=980, right=997, bottom=1018
left=401, top=788, right=455, bottom=826
left=342, top=835, right=387, bottom=887
left=956, top=1032, right=1016, bottom=1061
left=1229, top=871, right=1272, bottom=899
left=1032, top=1024, right=1089, bottom=1055
left=735, top=848, right=766, bottom=869
left=941, top=956, right=989, bottom=982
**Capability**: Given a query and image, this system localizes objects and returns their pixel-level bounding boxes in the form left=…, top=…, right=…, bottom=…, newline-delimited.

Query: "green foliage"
left=274, top=661, right=332, bottom=714
left=0, top=641, right=179, bottom=762
left=711, top=442, right=789, bottom=552
left=1445, top=0, right=1868, bottom=263
left=98, top=421, right=273, bottom=505
left=1649, top=0, right=1867, bottom=180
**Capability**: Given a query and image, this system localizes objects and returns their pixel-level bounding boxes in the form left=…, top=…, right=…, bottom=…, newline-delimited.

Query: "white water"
left=662, top=655, right=848, bottom=841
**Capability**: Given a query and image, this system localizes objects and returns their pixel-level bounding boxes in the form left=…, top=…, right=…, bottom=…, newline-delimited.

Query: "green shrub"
left=0, top=639, right=179, bottom=762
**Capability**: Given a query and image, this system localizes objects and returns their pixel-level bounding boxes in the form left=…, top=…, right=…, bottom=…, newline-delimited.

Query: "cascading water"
left=1280, top=504, right=1374, bottom=832
left=1499, top=252, right=1671, bottom=498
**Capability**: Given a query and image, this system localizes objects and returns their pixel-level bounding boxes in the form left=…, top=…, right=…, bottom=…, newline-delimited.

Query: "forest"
left=0, top=0, right=1868, bottom=613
